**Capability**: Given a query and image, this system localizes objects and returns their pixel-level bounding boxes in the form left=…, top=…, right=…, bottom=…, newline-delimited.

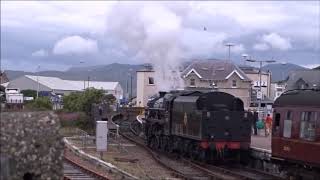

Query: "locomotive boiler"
left=144, top=90, right=253, bottom=163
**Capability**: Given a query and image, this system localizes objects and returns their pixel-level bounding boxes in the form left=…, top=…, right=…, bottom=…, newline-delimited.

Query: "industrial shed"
left=4, top=75, right=123, bottom=100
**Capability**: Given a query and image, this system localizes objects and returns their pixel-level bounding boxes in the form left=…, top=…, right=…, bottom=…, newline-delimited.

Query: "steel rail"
left=63, top=154, right=109, bottom=180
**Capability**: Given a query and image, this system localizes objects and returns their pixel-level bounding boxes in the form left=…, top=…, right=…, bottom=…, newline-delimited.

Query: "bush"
left=63, top=89, right=116, bottom=115
left=25, top=97, right=52, bottom=110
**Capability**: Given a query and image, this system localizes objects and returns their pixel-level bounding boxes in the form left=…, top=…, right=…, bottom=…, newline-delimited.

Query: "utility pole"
left=129, top=68, right=133, bottom=102
left=87, top=76, right=90, bottom=89
left=36, top=65, right=40, bottom=98
left=79, top=61, right=85, bottom=90
left=225, top=43, right=235, bottom=61
left=130, top=73, right=133, bottom=101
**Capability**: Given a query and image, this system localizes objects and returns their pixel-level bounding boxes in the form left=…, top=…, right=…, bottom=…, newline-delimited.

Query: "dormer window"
left=190, top=79, right=195, bottom=86
left=232, top=80, right=237, bottom=88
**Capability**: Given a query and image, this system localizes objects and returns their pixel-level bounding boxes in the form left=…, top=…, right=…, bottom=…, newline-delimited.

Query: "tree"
left=62, top=89, right=117, bottom=130
left=62, top=92, right=83, bottom=112
left=63, top=88, right=115, bottom=115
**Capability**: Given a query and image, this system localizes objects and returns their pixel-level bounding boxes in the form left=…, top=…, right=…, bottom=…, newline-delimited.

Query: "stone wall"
left=0, top=111, right=64, bottom=180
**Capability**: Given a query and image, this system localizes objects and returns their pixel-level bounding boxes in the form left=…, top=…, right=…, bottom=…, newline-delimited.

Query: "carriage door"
left=272, top=112, right=281, bottom=136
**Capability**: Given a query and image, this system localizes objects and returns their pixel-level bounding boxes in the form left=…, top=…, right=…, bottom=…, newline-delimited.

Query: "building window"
left=283, top=111, right=292, bottom=138
left=300, top=111, right=316, bottom=141
left=190, top=79, right=195, bottom=86
left=232, top=80, right=237, bottom=88
left=148, top=77, right=154, bottom=85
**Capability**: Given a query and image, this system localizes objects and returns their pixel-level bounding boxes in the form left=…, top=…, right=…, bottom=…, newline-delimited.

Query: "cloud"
left=1, top=1, right=319, bottom=70
left=31, top=49, right=48, bottom=57
left=253, top=43, right=270, bottom=51
left=262, top=33, right=292, bottom=50
left=233, top=44, right=245, bottom=53
left=53, top=36, right=98, bottom=55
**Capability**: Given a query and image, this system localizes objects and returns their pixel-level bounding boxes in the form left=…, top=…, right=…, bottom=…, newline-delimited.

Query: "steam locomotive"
left=144, top=90, right=253, bottom=162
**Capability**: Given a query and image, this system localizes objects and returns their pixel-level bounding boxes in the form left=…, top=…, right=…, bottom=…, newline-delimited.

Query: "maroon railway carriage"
left=272, top=89, right=320, bottom=178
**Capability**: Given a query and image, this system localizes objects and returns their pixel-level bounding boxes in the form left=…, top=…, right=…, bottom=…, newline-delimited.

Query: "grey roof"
left=274, top=89, right=320, bottom=107
left=182, top=59, right=251, bottom=81
left=286, top=70, right=320, bottom=90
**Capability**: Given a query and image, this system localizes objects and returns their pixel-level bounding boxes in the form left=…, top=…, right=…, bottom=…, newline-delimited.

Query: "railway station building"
left=181, top=60, right=252, bottom=108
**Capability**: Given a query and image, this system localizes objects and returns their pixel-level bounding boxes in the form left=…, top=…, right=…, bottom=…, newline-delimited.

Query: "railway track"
left=63, top=156, right=109, bottom=180
left=114, top=113, right=283, bottom=180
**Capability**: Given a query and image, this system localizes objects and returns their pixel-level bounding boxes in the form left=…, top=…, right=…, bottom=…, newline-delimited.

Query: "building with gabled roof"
left=285, top=69, right=320, bottom=90
left=181, top=59, right=252, bottom=107
left=136, top=60, right=254, bottom=108
left=4, top=75, right=123, bottom=100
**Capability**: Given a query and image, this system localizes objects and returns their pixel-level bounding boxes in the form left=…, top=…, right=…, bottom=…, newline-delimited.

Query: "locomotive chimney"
left=159, top=91, right=167, bottom=97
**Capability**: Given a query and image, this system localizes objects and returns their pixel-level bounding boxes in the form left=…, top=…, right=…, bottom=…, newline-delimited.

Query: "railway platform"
left=251, top=133, right=271, bottom=151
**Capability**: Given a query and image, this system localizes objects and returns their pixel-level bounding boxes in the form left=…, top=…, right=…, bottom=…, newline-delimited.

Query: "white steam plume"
left=105, top=2, right=185, bottom=91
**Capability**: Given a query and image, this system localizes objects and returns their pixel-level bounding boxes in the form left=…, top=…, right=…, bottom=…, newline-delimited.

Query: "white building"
left=270, top=82, right=286, bottom=100
left=5, top=75, right=123, bottom=101
left=136, top=67, right=157, bottom=107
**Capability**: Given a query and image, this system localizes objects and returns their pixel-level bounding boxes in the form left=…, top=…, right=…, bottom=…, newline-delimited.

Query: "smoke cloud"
left=105, top=2, right=185, bottom=91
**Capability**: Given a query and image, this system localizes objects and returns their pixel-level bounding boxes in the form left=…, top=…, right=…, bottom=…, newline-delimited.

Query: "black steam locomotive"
left=145, top=90, right=253, bottom=162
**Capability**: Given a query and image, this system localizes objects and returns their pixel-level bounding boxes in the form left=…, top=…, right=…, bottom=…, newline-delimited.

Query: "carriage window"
left=300, top=111, right=316, bottom=141
left=283, top=111, right=292, bottom=138
left=273, top=113, right=280, bottom=133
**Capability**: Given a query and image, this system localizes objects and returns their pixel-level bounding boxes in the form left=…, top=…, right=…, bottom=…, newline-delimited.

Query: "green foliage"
left=63, top=88, right=116, bottom=115
left=25, top=97, right=52, bottom=110
left=21, top=89, right=37, bottom=99
left=103, top=94, right=117, bottom=104
left=63, top=92, right=83, bottom=112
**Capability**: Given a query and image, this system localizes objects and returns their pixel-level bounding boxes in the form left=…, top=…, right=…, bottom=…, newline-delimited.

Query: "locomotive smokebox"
left=159, top=91, right=167, bottom=97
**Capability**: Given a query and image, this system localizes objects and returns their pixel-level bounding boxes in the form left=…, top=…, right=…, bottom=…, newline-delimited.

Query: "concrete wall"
left=0, top=111, right=64, bottom=180
left=136, top=71, right=157, bottom=107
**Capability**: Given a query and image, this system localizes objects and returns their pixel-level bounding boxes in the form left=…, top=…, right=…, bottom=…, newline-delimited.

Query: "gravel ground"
left=64, top=148, right=121, bottom=179
left=68, top=136, right=178, bottom=180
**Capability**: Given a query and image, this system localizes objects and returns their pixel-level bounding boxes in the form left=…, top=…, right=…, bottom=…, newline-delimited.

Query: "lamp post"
left=79, top=61, right=86, bottom=90
left=246, top=58, right=275, bottom=118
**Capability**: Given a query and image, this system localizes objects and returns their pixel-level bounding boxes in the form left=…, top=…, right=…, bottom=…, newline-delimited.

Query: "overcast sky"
left=1, top=1, right=319, bottom=72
